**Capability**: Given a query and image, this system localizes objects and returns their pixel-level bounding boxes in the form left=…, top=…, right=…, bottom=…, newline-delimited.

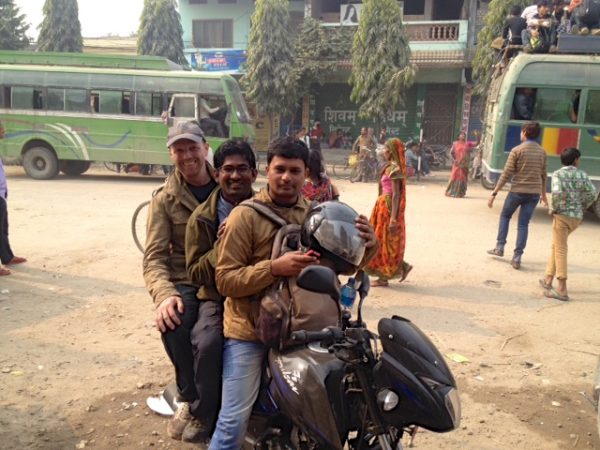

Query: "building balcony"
left=325, top=20, right=468, bottom=68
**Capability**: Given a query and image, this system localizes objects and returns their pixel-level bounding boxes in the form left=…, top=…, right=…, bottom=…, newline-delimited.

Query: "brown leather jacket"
left=216, top=188, right=312, bottom=341
left=215, top=189, right=378, bottom=342
left=143, top=166, right=215, bottom=307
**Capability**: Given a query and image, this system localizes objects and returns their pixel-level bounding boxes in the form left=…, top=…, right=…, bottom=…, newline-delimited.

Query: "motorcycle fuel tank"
left=374, top=316, right=460, bottom=432
left=268, top=344, right=346, bottom=449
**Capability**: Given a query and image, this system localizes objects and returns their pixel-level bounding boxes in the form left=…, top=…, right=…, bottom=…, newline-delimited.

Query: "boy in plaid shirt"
left=541, top=147, right=597, bottom=301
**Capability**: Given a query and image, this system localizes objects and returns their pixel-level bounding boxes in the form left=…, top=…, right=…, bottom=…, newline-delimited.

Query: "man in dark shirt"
left=504, top=5, right=528, bottom=45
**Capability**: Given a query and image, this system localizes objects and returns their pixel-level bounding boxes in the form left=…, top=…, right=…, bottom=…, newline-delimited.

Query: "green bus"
left=480, top=53, right=600, bottom=217
left=0, top=51, right=254, bottom=179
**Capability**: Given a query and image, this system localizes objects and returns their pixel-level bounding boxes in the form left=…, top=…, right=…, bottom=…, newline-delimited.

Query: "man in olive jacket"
left=142, top=121, right=217, bottom=441
left=183, top=140, right=257, bottom=442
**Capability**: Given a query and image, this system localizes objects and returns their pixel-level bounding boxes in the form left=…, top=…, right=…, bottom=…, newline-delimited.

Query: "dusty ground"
left=0, top=163, right=599, bottom=450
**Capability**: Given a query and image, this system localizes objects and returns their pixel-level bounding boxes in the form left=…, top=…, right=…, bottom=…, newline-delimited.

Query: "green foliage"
left=349, top=0, right=415, bottom=122
left=243, top=0, right=294, bottom=117
left=137, top=0, right=186, bottom=66
left=472, top=0, right=530, bottom=95
left=37, top=0, right=83, bottom=52
left=290, top=18, right=354, bottom=102
left=0, top=0, right=30, bottom=50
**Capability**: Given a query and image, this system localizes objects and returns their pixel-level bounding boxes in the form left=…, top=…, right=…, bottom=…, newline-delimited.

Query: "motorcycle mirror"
left=297, top=266, right=340, bottom=302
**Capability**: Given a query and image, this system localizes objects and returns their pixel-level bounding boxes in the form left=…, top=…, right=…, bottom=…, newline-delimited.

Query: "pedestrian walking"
left=487, top=121, right=548, bottom=269
left=366, top=138, right=412, bottom=287
left=445, top=130, right=480, bottom=198
left=540, top=147, right=597, bottom=301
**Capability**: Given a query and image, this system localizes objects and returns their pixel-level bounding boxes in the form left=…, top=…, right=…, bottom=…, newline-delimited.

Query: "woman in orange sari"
left=366, top=138, right=412, bottom=287
left=445, top=130, right=480, bottom=198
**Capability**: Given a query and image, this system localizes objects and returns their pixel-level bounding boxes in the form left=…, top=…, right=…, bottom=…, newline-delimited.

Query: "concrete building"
left=177, top=0, right=485, bottom=146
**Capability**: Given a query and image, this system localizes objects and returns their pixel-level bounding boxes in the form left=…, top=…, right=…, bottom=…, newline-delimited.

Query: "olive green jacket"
left=143, top=166, right=215, bottom=307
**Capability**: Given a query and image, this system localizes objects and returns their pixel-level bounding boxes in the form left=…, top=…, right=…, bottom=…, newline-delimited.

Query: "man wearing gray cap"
left=143, top=120, right=217, bottom=442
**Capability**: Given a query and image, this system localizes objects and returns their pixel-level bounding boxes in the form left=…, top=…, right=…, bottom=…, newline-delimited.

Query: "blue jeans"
left=495, top=192, right=540, bottom=259
left=209, top=339, right=266, bottom=450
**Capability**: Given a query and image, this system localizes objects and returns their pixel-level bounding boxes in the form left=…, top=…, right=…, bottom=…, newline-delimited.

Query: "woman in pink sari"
left=445, top=130, right=480, bottom=198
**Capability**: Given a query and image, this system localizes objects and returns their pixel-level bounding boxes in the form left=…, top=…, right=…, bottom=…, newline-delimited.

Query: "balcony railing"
left=405, top=21, right=461, bottom=42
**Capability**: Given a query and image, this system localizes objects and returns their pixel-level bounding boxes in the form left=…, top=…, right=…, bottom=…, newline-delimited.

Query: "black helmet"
left=301, top=201, right=366, bottom=274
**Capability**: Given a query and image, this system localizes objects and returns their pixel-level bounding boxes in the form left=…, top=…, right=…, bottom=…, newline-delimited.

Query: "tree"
left=137, top=0, right=186, bottom=66
left=37, top=0, right=83, bottom=52
left=290, top=18, right=354, bottom=103
left=472, top=0, right=530, bottom=95
left=0, top=0, right=30, bottom=50
left=243, top=0, right=294, bottom=136
left=349, top=0, right=415, bottom=123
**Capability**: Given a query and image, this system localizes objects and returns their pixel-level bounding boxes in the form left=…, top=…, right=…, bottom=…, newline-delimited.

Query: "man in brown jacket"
left=209, top=137, right=377, bottom=450
left=182, top=139, right=257, bottom=442
left=487, top=121, right=548, bottom=269
left=142, top=121, right=217, bottom=441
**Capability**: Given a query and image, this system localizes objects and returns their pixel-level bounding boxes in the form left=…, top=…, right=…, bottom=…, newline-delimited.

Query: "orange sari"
left=366, top=139, right=411, bottom=281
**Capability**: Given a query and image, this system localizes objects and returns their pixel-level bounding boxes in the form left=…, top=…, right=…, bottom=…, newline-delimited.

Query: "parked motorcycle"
left=243, top=266, right=460, bottom=450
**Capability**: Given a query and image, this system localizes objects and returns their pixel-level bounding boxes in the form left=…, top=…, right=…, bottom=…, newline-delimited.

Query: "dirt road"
left=0, top=165, right=598, bottom=449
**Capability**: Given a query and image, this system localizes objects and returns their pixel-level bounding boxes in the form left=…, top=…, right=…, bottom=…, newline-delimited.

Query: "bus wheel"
left=481, top=175, right=496, bottom=190
left=23, top=146, right=59, bottom=180
left=60, top=160, right=91, bottom=176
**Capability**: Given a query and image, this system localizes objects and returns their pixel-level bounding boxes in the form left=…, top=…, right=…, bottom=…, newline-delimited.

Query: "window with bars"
left=192, top=19, right=234, bottom=48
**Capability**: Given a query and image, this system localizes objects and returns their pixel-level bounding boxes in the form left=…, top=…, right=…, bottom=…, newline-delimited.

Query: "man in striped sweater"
left=487, top=121, right=548, bottom=269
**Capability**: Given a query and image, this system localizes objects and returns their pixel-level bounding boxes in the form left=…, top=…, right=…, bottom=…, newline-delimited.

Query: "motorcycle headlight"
left=377, top=389, right=399, bottom=412
left=444, top=387, right=461, bottom=428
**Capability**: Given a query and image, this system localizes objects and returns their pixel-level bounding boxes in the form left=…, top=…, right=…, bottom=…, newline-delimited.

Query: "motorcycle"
left=243, top=266, right=460, bottom=450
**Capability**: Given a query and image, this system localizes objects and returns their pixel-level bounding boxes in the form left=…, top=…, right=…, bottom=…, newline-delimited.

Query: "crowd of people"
left=499, top=0, right=600, bottom=56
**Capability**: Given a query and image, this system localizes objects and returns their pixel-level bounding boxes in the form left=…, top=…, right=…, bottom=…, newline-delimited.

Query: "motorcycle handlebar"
left=290, top=327, right=343, bottom=344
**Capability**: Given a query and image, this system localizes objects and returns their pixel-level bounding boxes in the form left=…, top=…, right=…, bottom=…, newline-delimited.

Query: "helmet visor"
left=312, top=219, right=366, bottom=267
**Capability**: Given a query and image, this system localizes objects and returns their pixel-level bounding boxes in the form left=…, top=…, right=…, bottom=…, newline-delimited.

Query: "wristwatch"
left=491, top=192, right=497, bottom=197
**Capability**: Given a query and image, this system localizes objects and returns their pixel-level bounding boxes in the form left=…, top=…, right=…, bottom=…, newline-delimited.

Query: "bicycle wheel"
left=132, top=200, right=150, bottom=253
left=332, top=161, right=352, bottom=180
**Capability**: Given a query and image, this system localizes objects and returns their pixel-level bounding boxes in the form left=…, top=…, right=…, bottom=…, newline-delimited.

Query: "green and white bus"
left=480, top=53, right=600, bottom=217
left=0, top=51, right=254, bottom=179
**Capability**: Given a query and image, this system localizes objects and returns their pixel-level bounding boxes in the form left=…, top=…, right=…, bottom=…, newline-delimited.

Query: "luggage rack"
left=557, top=34, right=600, bottom=54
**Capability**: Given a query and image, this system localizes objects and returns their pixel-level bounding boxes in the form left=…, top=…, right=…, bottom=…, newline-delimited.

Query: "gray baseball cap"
left=166, top=121, right=205, bottom=147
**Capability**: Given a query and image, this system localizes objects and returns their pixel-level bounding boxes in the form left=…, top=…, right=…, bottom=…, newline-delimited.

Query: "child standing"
left=541, top=147, right=597, bottom=301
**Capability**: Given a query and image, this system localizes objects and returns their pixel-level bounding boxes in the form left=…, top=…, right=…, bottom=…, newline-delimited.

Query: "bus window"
left=511, top=87, right=536, bottom=121
left=121, top=92, right=131, bottom=114
left=135, top=92, right=162, bottom=116
left=0, top=87, right=7, bottom=108
left=584, top=90, right=600, bottom=125
left=33, top=90, right=44, bottom=110
left=65, top=89, right=88, bottom=112
left=47, top=88, right=65, bottom=111
left=11, top=87, right=33, bottom=109
left=94, top=90, right=123, bottom=114
left=569, top=90, right=580, bottom=123
left=532, top=88, right=580, bottom=124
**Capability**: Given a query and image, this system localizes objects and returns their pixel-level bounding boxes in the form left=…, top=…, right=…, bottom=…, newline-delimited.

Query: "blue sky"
left=14, top=0, right=146, bottom=40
